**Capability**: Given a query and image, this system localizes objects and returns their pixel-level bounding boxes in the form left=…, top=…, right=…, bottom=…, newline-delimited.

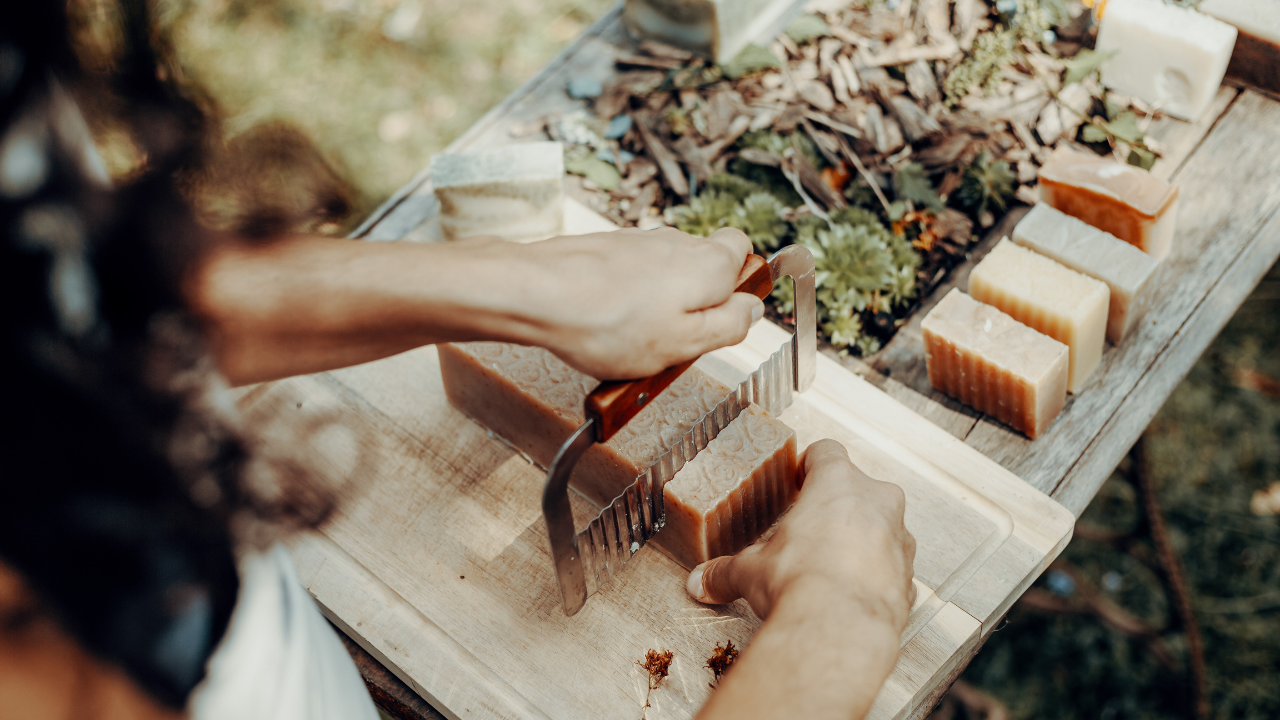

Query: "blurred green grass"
left=162, top=0, right=616, bottom=221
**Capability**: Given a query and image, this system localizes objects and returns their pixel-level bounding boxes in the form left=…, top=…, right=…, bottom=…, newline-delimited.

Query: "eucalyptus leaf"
left=1082, top=122, right=1109, bottom=144
left=721, top=44, right=781, bottom=80
left=784, top=14, right=830, bottom=44
left=1104, top=111, right=1144, bottom=144
left=1063, top=48, right=1118, bottom=85
left=893, top=162, right=945, bottom=212
left=1128, top=146, right=1157, bottom=170
left=564, top=152, right=621, bottom=190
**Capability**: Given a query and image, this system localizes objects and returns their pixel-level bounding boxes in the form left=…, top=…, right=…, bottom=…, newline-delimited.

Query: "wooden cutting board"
left=236, top=201, right=1074, bottom=720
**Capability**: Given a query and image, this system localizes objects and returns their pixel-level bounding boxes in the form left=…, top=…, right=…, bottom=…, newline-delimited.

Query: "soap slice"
left=624, top=0, right=807, bottom=64
left=922, top=289, right=1069, bottom=439
left=1095, top=0, right=1237, bottom=121
left=430, top=141, right=565, bottom=242
left=968, top=239, right=1109, bottom=393
left=657, top=404, right=798, bottom=569
left=1038, top=147, right=1180, bottom=260
left=1013, top=203, right=1158, bottom=343
left=438, top=342, right=731, bottom=508
left=1200, top=0, right=1280, bottom=94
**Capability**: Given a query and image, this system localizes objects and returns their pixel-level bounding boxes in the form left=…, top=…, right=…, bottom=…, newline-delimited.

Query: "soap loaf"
left=1013, top=203, right=1158, bottom=343
left=1094, top=0, right=1238, bottom=121
left=968, top=239, right=1110, bottom=394
left=438, top=342, right=729, bottom=508
left=623, top=0, right=808, bottom=64
left=657, top=404, right=798, bottom=569
left=1200, top=0, right=1280, bottom=95
left=922, top=289, right=1069, bottom=439
left=1038, top=147, right=1179, bottom=260
left=430, top=141, right=564, bottom=242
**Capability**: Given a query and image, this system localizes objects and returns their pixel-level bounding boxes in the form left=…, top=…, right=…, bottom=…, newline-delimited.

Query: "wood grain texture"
left=244, top=335, right=1059, bottom=720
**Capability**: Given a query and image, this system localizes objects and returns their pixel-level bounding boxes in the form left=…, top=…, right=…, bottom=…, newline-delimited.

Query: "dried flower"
left=637, top=648, right=675, bottom=718
left=706, top=640, right=740, bottom=685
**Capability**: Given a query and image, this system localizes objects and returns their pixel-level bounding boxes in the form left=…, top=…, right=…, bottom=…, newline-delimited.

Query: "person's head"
left=1, top=2, right=335, bottom=712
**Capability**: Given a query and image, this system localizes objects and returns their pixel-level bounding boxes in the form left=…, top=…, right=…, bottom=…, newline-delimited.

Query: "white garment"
left=189, top=543, right=380, bottom=720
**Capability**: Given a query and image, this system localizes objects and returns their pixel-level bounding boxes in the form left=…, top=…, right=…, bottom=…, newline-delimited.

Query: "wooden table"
left=325, top=5, right=1280, bottom=717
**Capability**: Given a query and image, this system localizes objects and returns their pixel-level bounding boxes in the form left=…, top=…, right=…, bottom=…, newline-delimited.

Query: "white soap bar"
left=1095, top=0, right=1238, bottom=121
left=969, top=239, right=1110, bottom=393
left=430, top=141, right=565, bottom=242
left=1200, top=0, right=1280, bottom=93
left=1013, top=204, right=1157, bottom=343
left=923, top=289, right=1069, bottom=439
left=624, top=0, right=808, bottom=64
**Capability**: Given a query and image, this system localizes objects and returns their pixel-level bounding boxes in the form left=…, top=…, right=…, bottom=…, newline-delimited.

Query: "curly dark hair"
left=1, top=1, right=338, bottom=709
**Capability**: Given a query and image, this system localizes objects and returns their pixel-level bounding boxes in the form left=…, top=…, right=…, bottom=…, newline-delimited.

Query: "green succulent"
left=671, top=191, right=739, bottom=237
left=771, top=276, right=795, bottom=316
left=706, top=173, right=768, bottom=203
left=729, top=192, right=789, bottom=252
left=823, top=311, right=864, bottom=349
left=804, top=221, right=898, bottom=315
left=956, top=150, right=1017, bottom=216
left=943, top=28, right=1018, bottom=105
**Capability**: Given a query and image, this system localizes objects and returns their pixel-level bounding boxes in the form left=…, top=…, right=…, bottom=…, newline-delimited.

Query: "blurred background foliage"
left=157, top=0, right=615, bottom=225
left=103, top=0, right=1280, bottom=717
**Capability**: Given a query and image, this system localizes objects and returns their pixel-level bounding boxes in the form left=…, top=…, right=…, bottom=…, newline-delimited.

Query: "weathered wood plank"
left=1050, top=202, right=1280, bottom=515
left=963, top=91, right=1280, bottom=492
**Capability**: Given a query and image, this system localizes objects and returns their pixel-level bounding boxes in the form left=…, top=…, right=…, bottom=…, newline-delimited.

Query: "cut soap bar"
left=658, top=404, right=798, bottom=569
left=969, top=239, right=1110, bottom=393
left=1038, top=147, right=1179, bottom=260
left=430, top=141, right=564, bottom=242
left=922, top=289, right=1068, bottom=439
left=438, top=342, right=729, bottom=508
left=1095, top=0, right=1238, bottom=121
left=1200, top=0, right=1280, bottom=94
left=1013, top=203, right=1158, bottom=343
left=623, top=0, right=808, bottom=64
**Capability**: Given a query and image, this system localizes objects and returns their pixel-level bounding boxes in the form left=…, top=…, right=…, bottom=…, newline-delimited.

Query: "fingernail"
left=750, top=301, right=764, bottom=326
left=687, top=567, right=706, bottom=601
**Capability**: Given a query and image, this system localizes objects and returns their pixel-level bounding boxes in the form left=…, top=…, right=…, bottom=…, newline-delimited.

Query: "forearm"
left=188, top=236, right=555, bottom=385
left=697, top=579, right=901, bottom=720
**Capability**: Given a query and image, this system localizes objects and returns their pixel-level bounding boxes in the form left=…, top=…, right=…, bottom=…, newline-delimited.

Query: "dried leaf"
left=706, top=641, right=741, bottom=684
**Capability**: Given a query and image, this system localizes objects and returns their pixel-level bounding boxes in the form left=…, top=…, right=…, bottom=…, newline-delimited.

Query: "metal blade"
left=574, top=339, right=797, bottom=598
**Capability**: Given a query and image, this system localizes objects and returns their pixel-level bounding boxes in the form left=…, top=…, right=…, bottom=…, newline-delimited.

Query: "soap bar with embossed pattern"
left=657, top=403, right=797, bottom=569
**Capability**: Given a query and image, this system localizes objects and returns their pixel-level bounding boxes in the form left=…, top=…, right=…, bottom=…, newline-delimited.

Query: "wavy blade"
left=575, top=340, right=795, bottom=597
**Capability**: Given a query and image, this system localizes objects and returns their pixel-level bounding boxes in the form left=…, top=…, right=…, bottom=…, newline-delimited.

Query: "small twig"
left=835, top=134, right=893, bottom=215
left=1132, top=437, right=1209, bottom=720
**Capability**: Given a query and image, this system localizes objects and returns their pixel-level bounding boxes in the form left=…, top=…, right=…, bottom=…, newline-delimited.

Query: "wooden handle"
left=586, top=254, right=771, bottom=442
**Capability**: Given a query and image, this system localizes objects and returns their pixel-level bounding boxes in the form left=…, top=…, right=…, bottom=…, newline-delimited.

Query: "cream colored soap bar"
left=1038, top=148, right=1179, bottom=260
left=1095, top=0, right=1237, bottom=121
left=438, top=342, right=730, bottom=508
left=624, top=0, right=808, bottom=64
left=922, top=290, right=1068, bottom=439
left=657, top=404, right=798, bottom=569
left=969, top=239, right=1109, bottom=393
left=1013, top=203, right=1157, bottom=343
left=1200, top=0, right=1280, bottom=94
left=430, top=141, right=564, bottom=242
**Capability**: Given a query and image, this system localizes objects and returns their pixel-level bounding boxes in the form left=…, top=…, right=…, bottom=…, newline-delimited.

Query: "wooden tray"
left=237, top=200, right=1074, bottom=718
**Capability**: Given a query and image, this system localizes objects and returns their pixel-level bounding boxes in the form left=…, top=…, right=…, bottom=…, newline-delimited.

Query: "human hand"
left=685, top=439, right=917, bottom=629
left=510, top=227, right=764, bottom=380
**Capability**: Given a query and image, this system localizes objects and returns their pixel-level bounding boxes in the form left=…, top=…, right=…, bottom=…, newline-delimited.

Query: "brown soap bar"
left=657, top=404, right=798, bottom=569
left=438, top=342, right=733, bottom=508
left=1038, top=147, right=1179, bottom=260
left=922, top=289, right=1069, bottom=439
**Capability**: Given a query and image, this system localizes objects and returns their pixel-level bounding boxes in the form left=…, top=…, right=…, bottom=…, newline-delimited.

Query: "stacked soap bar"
left=437, top=342, right=799, bottom=566
left=1013, top=204, right=1158, bottom=343
left=922, top=290, right=1069, bottom=439
left=430, top=141, right=564, bottom=242
left=660, top=404, right=798, bottom=568
left=1095, top=0, right=1237, bottom=121
left=1200, top=0, right=1280, bottom=94
left=624, top=0, right=808, bottom=64
left=1038, top=148, right=1180, bottom=260
left=969, top=239, right=1110, bottom=393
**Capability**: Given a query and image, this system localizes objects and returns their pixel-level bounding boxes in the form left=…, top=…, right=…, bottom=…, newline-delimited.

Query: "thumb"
left=687, top=555, right=742, bottom=605
left=682, top=292, right=764, bottom=357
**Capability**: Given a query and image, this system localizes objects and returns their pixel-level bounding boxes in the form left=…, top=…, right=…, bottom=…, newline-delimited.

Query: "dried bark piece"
left=615, top=52, right=684, bottom=70
left=836, top=54, right=863, bottom=94
left=638, top=38, right=697, bottom=63
left=634, top=111, right=690, bottom=197
left=798, top=79, right=837, bottom=112
left=865, top=104, right=906, bottom=154
left=905, top=59, right=942, bottom=105
left=857, top=65, right=907, bottom=98
left=914, top=133, right=975, bottom=171
left=671, top=115, right=751, bottom=182
left=702, top=88, right=748, bottom=140
left=886, top=95, right=943, bottom=141
left=624, top=181, right=661, bottom=222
